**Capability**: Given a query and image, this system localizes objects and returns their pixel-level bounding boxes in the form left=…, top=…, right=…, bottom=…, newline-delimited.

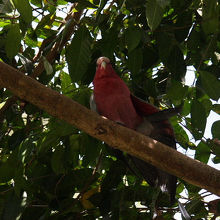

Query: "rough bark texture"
left=0, top=61, right=220, bottom=196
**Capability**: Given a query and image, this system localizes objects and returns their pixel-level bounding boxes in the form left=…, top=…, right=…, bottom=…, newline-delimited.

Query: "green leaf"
left=35, top=13, right=54, bottom=30
left=186, top=199, right=207, bottom=216
left=99, top=27, right=118, bottom=59
left=201, top=98, right=212, bottom=113
left=1, top=192, right=25, bottom=220
left=212, top=156, right=220, bottom=164
left=181, top=100, right=191, bottom=116
left=30, top=0, right=42, bottom=7
left=200, top=71, right=220, bottom=101
left=174, top=11, right=192, bottom=43
left=156, top=32, right=174, bottom=60
left=156, top=31, right=185, bottom=78
left=187, top=28, right=200, bottom=51
left=49, top=119, right=75, bottom=137
left=60, top=71, right=76, bottom=97
left=142, top=45, right=158, bottom=70
left=0, top=151, right=17, bottom=182
left=81, top=134, right=101, bottom=167
left=191, top=100, right=207, bottom=140
left=127, top=48, right=143, bottom=75
left=12, top=0, right=32, bottom=23
left=0, top=162, right=14, bottom=183
left=8, top=129, right=25, bottom=150
left=38, top=133, right=60, bottom=153
left=167, top=80, right=188, bottom=101
left=167, top=45, right=186, bottom=79
left=18, top=139, right=35, bottom=164
left=66, top=26, right=92, bottom=82
left=76, top=0, right=98, bottom=9
left=202, top=0, right=219, bottom=35
left=5, top=24, right=22, bottom=59
left=145, top=0, right=170, bottom=31
left=14, top=167, right=27, bottom=196
left=173, top=123, right=190, bottom=150
left=101, top=160, right=125, bottom=192
left=51, top=146, right=65, bottom=174
left=125, top=26, right=142, bottom=53
left=69, top=134, right=81, bottom=167
left=195, top=141, right=210, bottom=164
left=72, top=168, right=96, bottom=190
left=212, top=120, right=220, bottom=139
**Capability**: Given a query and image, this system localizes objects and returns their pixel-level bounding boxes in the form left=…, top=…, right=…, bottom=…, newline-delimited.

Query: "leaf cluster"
left=0, top=0, right=220, bottom=218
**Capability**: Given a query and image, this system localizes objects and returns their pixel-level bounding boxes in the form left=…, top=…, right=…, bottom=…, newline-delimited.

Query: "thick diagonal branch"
left=0, top=61, right=220, bottom=196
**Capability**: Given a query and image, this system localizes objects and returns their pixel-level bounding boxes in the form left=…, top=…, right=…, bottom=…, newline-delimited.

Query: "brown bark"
left=0, top=61, right=220, bottom=196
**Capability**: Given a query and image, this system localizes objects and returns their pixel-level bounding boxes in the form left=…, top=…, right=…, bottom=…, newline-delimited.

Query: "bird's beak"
left=97, top=57, right=110, bottom=70
left=100, top=60, right=107, bottom=69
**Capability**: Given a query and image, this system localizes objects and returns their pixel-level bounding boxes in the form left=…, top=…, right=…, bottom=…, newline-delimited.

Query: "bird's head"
left=97, top=57, right=110, bottom=69
left=95, top=57, right=118, bottom=79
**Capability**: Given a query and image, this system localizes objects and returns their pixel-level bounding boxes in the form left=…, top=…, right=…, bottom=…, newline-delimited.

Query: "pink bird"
left=90, top=56, right=178, bottom=204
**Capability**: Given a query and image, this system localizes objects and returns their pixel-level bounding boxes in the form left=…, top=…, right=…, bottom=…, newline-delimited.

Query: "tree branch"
left=0, top=61, right=220, bottom=196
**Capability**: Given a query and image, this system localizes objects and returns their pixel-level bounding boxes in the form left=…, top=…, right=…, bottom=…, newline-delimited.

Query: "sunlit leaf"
left=60, top=71, right=75, bottom=97
left=13, top=0, right=32, bottom=23
left=172, top=123, right=190, bottom=150
left=212, top=156, right=220, bottom=164
left=181, top=100, right=191, bottom=116
left=195, top=141, right=210, bottom=164
left=30, top=0, right=42, bottom=7
left=5, top=24, right=22, bottom=59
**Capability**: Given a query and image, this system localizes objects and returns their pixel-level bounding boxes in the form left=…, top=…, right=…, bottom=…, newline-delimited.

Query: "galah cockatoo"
left=90, top=57, right=178, bottom=204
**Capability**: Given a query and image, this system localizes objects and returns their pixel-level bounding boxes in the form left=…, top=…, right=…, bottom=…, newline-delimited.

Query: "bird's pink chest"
left=94, top=78, right=142, bottom=129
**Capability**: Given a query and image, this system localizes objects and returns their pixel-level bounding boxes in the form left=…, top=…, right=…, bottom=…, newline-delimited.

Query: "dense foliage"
left=0, top=0, right=220, bottom=219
